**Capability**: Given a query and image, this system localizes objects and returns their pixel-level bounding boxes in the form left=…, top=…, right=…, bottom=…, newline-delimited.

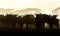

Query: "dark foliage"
left=0, top=14, right=59, bottom=32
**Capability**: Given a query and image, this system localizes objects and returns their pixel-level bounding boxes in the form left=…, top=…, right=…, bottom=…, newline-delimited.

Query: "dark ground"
left=0, top=28, right=59, bottom=32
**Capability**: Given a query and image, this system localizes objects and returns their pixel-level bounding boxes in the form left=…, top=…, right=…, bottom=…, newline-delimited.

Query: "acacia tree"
left=17, top=16, right=24, bottom=30
left=22, top=15, right=35, bottom=31
left=35, top=14, right=48, bottom=31
left=0, top=15, right=6, bottom=28
left=46, top=15, right=59, bottom=30
left=3, top=14, right=17, bottom=30
left=53, top=15, right=59, bottom=29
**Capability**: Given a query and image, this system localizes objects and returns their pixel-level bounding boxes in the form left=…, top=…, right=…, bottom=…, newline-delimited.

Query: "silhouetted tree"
left=22, top=15, right=35, bottom=31
left=17, top=16, right=24, bottom=30
left=0, top=15, right=6, bottom=28
left=0, top=15, right=5, bottom=23
left=35, top=14, right=48, bottom=31
left=3, top=14, right=17, bottom=30
left=53, top=15, right=59, bottom=28
left=46, top=15, right=59, bottom=30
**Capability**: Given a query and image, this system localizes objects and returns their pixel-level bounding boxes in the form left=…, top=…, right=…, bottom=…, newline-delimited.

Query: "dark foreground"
left=0, top=28, right=59, bottom=32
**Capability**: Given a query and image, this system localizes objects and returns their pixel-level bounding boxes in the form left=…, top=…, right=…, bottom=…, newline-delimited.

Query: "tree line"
left=0, top=14, right=59, bottom=32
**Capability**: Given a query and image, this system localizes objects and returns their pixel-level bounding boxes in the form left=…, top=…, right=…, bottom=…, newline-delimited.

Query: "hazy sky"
left=0, top=0, right=60, bottom=14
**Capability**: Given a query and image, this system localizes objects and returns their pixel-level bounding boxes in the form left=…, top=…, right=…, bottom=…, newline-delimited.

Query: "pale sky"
left=0, top=0, right=60, bottom=14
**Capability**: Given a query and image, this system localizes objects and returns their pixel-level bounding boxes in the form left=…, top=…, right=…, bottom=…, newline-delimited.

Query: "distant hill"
left=52, top=7, right=60, bottom=15
left=12, top=8, right=42, bottom=16
left=0, top=8, right=14, bottom=15
left=52, top=7, right=60, bottom=19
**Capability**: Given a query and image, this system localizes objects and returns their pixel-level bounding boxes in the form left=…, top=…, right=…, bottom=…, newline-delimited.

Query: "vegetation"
left=0, top=14, right=59, bottom=32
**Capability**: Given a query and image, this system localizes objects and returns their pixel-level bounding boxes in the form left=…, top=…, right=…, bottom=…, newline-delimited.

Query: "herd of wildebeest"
left=0, top=13, right=59, bottom=32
